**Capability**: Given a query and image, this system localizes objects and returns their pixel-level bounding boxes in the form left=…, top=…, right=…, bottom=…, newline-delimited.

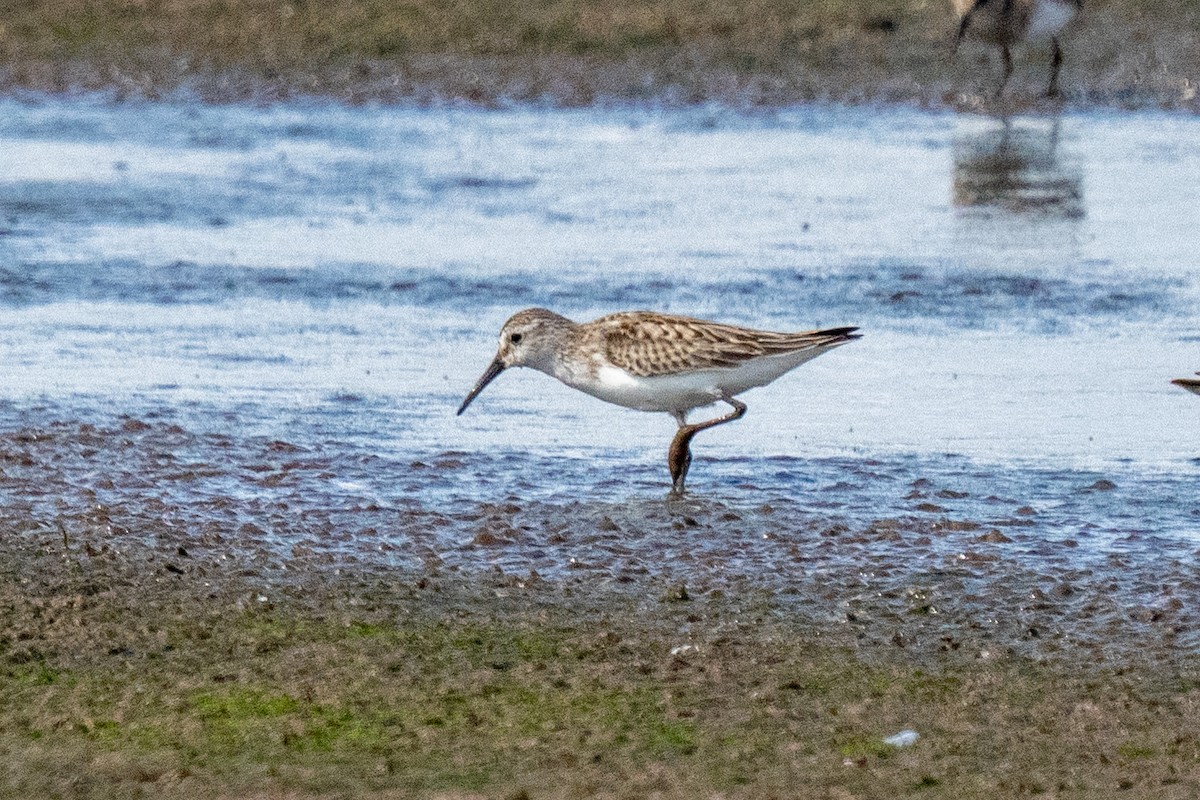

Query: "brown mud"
left=3, top=417, right=1200, bottom=797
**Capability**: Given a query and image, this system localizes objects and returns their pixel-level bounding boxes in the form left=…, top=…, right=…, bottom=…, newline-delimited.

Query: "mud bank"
left=1, top=0, right=1198, bottom=110
left=3, top=416, right=1200, bottom=798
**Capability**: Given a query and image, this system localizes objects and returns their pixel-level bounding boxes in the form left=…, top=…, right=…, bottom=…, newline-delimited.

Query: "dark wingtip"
left=818, top=326, right=862, bottom=342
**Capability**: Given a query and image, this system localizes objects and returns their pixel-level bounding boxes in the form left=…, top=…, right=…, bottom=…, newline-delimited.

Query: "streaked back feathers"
left=587, top=311, right=859, bottom=377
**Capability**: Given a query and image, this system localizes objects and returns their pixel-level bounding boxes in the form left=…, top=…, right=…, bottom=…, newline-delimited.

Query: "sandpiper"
left=457, top=308, right=860, bottom=495
left=1173, top=373, right=1200, bottom=396
left=952, top=0, right=1083, bottom=98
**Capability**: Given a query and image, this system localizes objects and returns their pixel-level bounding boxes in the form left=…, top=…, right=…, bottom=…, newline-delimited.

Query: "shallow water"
left=1, top=97, right=1198, bottom=576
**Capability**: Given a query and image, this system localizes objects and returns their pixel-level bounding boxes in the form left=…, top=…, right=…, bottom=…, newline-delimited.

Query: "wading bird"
left=457, top=308, right=859, bottom=495
left=952, top=0, right=1083, bottom=97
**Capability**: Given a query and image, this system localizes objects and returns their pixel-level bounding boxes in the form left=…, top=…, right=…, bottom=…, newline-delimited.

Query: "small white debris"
left=669, top=644, right=699, bottom=656
left=883, top=729, right=920, bottom=748
left=257, top=594, right=268, bottom=603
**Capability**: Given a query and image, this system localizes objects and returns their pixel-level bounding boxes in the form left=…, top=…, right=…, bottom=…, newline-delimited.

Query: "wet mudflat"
left=1, top=97, right=1199, bottom=796
left=3, top=414, right=1200, bottom=798
left=2, top=413, right=1200, bottom=664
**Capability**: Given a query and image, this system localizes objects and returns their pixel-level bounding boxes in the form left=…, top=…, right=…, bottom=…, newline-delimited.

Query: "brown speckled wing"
left=593, top=312, right=858, bottom=377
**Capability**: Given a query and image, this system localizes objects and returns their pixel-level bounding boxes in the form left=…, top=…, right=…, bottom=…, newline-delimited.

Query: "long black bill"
left=456, top=357, right=506, bottom=416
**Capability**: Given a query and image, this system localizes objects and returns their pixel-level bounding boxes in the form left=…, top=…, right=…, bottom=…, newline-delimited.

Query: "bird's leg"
left=995, top=44, right=1013, bottom=99
left=953, top=0, right=992, bottom=56
left=667, top=410, right=692, bottom=498
left=1047, top=37, right=1064, bottom=97
left=667, top=395, right=748, bottom=497
left=667, top=430, right=693, bottom=496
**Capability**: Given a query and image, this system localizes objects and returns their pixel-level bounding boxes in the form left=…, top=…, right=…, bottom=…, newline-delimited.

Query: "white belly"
left=568, top=349, right=829, bottom=414
left=1027, top=0, right=1076, bottom=41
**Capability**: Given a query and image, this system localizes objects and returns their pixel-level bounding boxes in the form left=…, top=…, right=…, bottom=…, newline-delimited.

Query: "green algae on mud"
left=0, top=0, right=1198, bottom=109
left=4, top=571, right=1200, bottom=799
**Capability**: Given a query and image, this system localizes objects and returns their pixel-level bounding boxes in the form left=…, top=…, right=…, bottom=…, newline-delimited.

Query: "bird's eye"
left=510, top=333, right=523, bottom=344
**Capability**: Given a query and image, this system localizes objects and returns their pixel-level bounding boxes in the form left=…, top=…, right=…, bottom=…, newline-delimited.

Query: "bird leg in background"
left=997, top=44, right=1014, bottom=97
left=1048, top=37, right=1064, bottom=97
left=667, top=397, right=748, bottom=496
left=953, top=0, right=994, bottom=55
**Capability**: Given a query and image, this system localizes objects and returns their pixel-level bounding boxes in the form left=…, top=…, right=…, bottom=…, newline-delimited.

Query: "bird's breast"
left=569, top=366, right=722, bottom=413
left=548, top=349, right=833, bottom=414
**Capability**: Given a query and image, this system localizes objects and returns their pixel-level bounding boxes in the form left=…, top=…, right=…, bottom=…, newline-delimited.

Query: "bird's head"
left=456, top=308, right=574, bottom=415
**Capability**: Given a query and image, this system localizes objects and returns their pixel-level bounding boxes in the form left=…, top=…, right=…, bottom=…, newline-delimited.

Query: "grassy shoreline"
left=0, top=1, right=1197, bottom=109
left=4, top=563, right=1200, bottom=798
